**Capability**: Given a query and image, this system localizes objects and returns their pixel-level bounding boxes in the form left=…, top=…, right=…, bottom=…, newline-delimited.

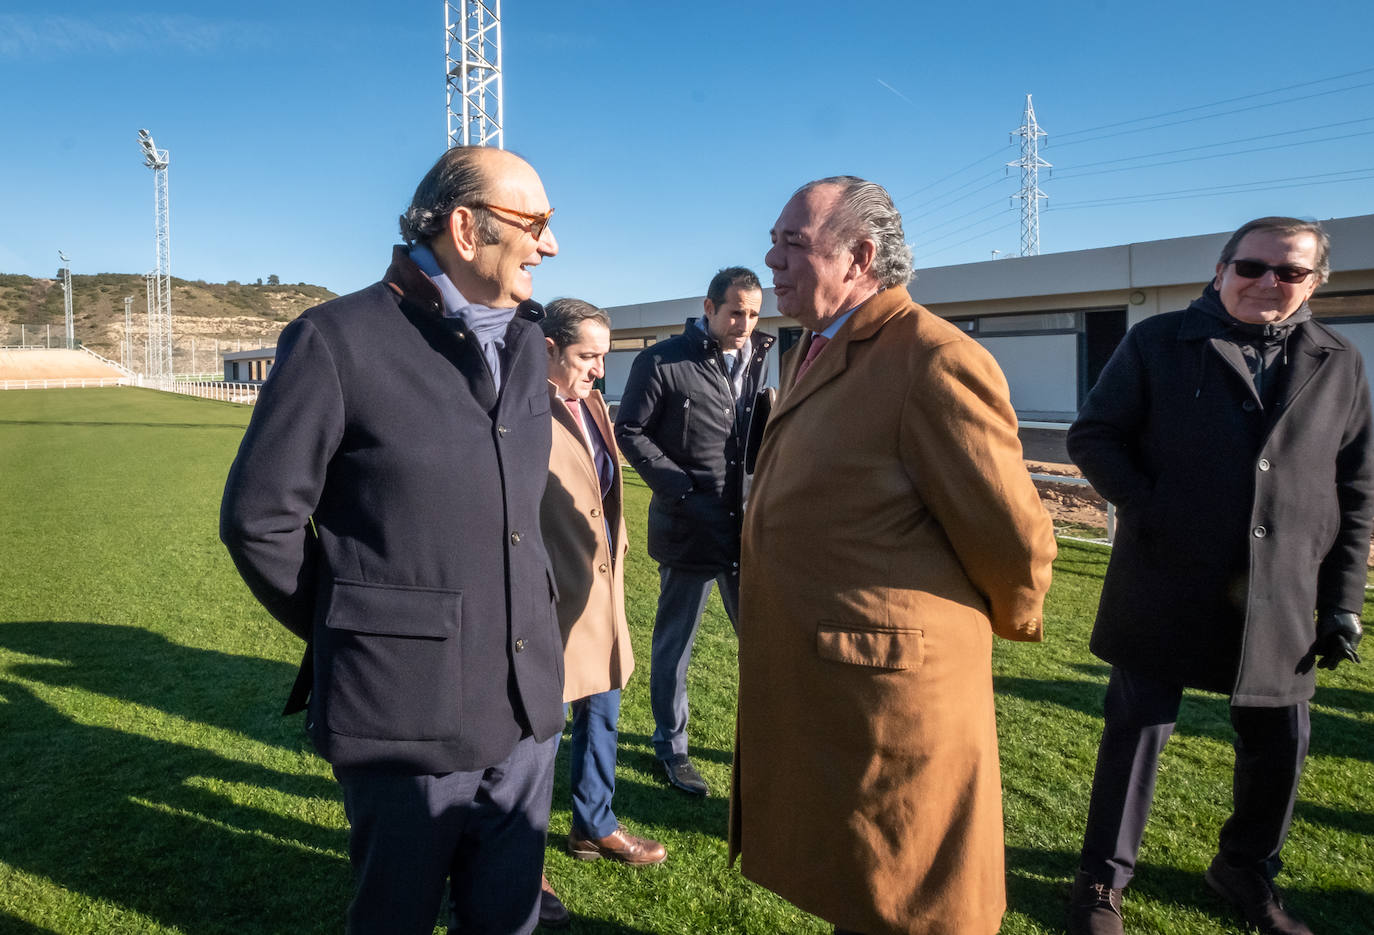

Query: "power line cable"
left=907, top=174, right=1015, bottom=223
left=1046, top=169, right=1374, bottom=211
left=1055, top=67, right=1374, bottom=140
left=912, top=213, right=1019, bottom=263
left=914, top=203, right=1019, bottom=249
left=1051, top=81, right=1374, bottom=149
left=1052, top=129, right=1374, bottom=181
left=911, top=195, right=1014, bottom=237
left=1059, top=116, right=1374, bottom=172
left=896, top=144, right=1014, bottom=203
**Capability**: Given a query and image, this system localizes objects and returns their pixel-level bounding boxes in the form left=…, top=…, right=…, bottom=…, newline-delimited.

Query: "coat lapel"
left=769, top=287, right=910, bottom=428
left=549, top=385, right=599, bottom=485
left=1277, top=326, right=1339, bottom=413
left=1206, top=338, right=1264, bottom=407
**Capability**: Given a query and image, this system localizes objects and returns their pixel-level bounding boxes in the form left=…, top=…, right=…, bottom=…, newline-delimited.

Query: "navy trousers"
left=649, top=564, right=740, bottom=760
left=553, top=690, right=622, bottom=839
left=334, top=731, right=557, bottom=935
left=1079, top=666, right=1310, bottom=888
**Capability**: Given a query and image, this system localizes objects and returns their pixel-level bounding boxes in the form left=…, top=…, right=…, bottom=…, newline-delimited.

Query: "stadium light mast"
left=137, top=128, right=174, bottom=378
left=445, top=0, right=503, bottom=148
left=1007, top=94, right=1051, bottom=257
left=58, top=251, right=74, bottom=349
left=145, top=271, right=156, bottom=375
left=123, top=296, right=134, bottom=369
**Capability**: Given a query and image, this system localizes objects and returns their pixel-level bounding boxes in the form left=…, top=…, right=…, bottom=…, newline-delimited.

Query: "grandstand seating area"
left=0, top=348, right=128, bottom=388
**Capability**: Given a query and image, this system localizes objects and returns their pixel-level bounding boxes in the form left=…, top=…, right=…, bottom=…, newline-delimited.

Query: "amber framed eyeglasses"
left=480, top=203, right=555, bottom=240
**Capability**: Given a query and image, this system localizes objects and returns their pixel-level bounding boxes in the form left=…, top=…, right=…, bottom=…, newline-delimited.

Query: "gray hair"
left=795, top=176, right=914, bottom=288
left=399, top=146, right=501, bottom=246
left=1219, top=216, right=1331, bottom=286
left=542, top=297, right=612, bottom=349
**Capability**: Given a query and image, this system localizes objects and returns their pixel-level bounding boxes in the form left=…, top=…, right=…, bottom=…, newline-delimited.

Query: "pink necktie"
left=564, top=398, right=586, bottom=433
left=794, top=334, right=830, bottom=383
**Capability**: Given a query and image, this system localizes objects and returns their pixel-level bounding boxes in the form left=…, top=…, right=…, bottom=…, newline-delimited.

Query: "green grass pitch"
left=1, top=387, right=1370, bottom=933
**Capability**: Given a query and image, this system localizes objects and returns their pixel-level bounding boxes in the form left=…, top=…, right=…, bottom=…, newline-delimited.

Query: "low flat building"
left=602, top=214, right=1374, bottom=421
left=222, top=348, right=275, bottom=384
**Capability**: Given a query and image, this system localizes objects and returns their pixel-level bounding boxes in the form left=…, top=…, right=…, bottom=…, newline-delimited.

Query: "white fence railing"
left=0, top=377, right=132, bottom=390
left=145, top=378, right=261, bottom=405
left=77, top=344, right=136, bottom=377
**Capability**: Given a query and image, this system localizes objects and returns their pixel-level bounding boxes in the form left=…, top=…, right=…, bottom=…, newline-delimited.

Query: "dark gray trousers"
left=334, top=731, right=557, bottom=935
left=1079, top=666, right=1310, bottom=888
left=649, top=564, right=740, bottom=760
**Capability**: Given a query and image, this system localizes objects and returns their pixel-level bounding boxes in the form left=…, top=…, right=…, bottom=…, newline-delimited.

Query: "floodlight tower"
left=123, top=296, right=134, bottom=369
left=137, top=128, right=174, bottom=378
left=58, top=251, right=74, bottom=349
left=1007, top=94, right=1051, bottom=256
left=445, top=0, right=503, bottom=148
left=145, top=271, right=156, bottom=374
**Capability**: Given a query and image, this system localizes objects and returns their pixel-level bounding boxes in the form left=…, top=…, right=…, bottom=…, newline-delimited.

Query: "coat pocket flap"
left=816, top=623, right=924, bottom=670
left=324, top=579, right=460, bottom=639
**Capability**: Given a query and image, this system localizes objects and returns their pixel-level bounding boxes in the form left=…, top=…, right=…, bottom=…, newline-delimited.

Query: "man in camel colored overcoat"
left=730, top=176, right=1057, bottom=935
left=538, top=298, right=665, bottom=927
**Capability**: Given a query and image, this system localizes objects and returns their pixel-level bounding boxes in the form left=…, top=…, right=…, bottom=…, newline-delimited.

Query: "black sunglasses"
left=1227, top=259, right=1314, bottom=284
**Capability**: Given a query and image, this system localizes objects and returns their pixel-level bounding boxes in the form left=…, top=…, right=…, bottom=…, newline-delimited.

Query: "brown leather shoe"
left=1067, top=870, right=1124, bottom=935
left=568, top=823, right=667, bottom=865
left=1205, top=856, right=1313, bottom=935
left=538, top=874, right=571, bottom=930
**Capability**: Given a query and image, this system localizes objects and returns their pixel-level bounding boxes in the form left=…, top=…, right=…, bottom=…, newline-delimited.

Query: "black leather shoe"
left=538, top=874, right=571, bottom=930
left=1204, top=856, right=1312, bottom=935
left=1067, top=870, right=1124, bottom=935
left=661, top=754, right=708, bottom=796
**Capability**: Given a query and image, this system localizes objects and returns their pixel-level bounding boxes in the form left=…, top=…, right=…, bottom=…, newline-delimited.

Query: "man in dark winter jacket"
left=1066, top=217, right=1372, bottom=935
left=614, top=266, right=774, bottom=796
left=221, top=147, right=564, bottom=935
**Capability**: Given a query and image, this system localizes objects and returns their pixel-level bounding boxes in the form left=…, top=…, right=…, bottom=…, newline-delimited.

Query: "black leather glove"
left=1309, top=611, right=1363, bottom=671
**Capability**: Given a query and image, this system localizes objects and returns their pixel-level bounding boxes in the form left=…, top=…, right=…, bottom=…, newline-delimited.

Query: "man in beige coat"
left=538, top=298, right=666, bottom=926
left=730, top=177, right=1057, bottom=935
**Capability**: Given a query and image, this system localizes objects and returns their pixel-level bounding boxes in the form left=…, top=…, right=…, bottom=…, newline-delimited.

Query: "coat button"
left=1258, top=458, right=1271, bottom=471
left=510, top=531, right=522, bottom=544
left=1242, top=399, right=1257, bottom=412
left=498, top=424, right=509, bottom=436
left=1253, top=525, right=1267, bottom=538
left=590, top=508, right=601, bottom=517
left=598, top=563, right=609, bottom=573
left=515, top=638, right=525, bottom=652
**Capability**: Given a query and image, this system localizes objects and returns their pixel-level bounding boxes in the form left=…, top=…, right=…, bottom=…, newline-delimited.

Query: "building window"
left=977, top=311, right=1079, bottom=335
left=610, top=337, right=651, bottom=351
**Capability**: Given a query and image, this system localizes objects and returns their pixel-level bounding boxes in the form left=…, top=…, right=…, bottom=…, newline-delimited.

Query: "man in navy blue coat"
left=221, top=146, right=564, bottom=935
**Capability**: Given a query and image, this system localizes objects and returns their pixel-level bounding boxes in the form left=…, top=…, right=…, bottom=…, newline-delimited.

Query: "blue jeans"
left=649, top=564, right=739, bottom=760
left=553, top=690, right=622, bottom=839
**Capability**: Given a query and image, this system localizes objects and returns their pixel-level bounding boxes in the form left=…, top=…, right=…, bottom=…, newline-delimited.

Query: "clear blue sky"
left=2, top=1, right=1372, bottom=310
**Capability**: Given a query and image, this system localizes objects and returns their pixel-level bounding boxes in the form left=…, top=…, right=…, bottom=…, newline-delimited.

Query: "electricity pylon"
left=1007, top=94, right=1050, bottom=256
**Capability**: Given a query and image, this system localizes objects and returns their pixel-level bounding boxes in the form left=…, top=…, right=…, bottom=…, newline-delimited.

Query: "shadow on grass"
left=0, top=621, right=348, bottom=934
left=995, top=671, right=1374, bottom=765
left=0, top=620, right=308, bottom=754
left=0, top=911, right=56, bottom=933
left=550, top=731, right=732, bottom=841
left=1006, top=846, right=1374, bottom=933
left=1293, top=800, right=1374, bottom=837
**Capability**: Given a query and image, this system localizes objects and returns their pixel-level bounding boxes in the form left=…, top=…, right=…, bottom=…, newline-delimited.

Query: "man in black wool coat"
left=1066, top=216, right=1371, bottom=935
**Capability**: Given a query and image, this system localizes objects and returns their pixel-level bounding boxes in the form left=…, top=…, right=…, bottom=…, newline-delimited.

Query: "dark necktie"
left=567, top=399, right=615, bottom=496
